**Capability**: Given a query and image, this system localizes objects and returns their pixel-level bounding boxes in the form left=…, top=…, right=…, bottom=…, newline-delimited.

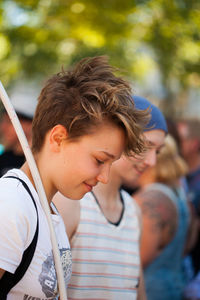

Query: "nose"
left=144, top=149, right=157, bottom=167
left=96, top=164, right=110, bottom=184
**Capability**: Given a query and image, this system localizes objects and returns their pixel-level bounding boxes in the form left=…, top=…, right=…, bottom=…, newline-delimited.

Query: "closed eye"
left=156, top=145, right=164, bottom=155
left=96, top=159, right=105, bottom=165
left=156, top=149, right=161, bottom=155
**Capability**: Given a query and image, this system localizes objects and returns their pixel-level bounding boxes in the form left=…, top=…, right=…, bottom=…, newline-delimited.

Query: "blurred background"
left=0, top=0, right=200, bottom=118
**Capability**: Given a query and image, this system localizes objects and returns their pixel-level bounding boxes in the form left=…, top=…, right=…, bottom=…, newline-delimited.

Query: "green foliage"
left=0, top=0, right=200, bottom=116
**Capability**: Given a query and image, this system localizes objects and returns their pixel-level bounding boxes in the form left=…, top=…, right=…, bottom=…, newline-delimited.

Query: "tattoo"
left=134, top=189, right=177, bottom=238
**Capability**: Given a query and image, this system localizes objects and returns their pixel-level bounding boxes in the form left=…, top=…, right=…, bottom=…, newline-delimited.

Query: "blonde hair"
left=155, top=135, right=188, bottom=185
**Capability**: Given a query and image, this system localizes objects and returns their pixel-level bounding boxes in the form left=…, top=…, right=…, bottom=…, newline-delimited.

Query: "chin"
left=59, top=190, right=82, bottom=200
left=69, top=191, right=87, bottom=200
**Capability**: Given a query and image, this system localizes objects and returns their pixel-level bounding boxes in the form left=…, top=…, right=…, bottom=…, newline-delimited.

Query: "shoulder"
left=0, top=174, right=34, bottom=216
left=134, top=184, right=178, bottom=240
left=134, top=184, right=177, bottom=214
left=0, top=169, right=38, bottom=237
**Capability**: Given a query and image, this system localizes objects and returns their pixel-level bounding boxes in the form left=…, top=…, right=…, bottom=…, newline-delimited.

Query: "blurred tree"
left=141, top=0, right=200, bottom=115
left=0, top=0, right=137, bottom=86
left=0, top=0, right=200, bottom=116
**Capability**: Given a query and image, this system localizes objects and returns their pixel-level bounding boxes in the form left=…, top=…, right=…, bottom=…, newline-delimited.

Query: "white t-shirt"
left=0, top=169, right=72, bottom=299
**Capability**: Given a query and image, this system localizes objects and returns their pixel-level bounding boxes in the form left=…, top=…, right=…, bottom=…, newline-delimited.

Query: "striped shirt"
left=68, top=190, right=141, bottom=300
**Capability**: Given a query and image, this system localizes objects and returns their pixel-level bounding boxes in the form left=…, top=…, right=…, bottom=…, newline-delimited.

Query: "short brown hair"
left=32, top=56, right=149, bottom=155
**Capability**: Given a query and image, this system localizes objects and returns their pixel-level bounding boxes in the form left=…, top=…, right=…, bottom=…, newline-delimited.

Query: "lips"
left=84, top=182, right=97, bottom=192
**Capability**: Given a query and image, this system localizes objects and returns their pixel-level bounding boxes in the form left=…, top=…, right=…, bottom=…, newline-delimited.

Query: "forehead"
left=78, top=122, right=126, bottom=157
left=143, top=129, right=165, bottom=148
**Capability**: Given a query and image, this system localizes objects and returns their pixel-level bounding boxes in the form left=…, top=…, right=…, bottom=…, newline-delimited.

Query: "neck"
left=93, top=183, right=119, bottom=207
left=20, top=159, right=55, bottom=205
left=92, top=179, right=123, bottom=224
left=21, top=162, right=35, bottom=186
left=93, top=172, right=122, bottom=207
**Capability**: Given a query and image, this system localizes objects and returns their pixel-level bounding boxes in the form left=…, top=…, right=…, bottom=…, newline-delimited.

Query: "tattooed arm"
left=133, top=188, right=178, bottom=268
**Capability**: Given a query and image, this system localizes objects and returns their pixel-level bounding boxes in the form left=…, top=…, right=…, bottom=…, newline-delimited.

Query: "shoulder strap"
left=0, top=176, right=39, bottom=299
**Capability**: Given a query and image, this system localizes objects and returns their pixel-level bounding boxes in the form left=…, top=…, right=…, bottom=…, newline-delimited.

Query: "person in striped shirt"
left=54, top=96, right=168, bottom=300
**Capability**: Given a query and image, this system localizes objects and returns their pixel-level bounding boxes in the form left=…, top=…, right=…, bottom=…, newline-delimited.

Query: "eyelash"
left=96, top=159, right=105, bottom=165
left=156, top=149, right=161, bottom=155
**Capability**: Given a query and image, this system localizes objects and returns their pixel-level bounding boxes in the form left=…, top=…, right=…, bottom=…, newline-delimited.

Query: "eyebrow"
left=102, top=151, right=115, bottom=159
left=146, top=140, right=164, bottom=149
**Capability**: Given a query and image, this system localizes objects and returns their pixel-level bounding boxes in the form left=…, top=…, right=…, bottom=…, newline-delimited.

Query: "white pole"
left=0, top=81, right=67, bottom=300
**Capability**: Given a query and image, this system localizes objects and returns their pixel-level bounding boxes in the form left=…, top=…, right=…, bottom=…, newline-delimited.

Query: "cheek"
left=126, top=162, right=136, bottom=173
left=60, top=154, right=83, bottom=183
left=70, top=156, right=99, bottom=180
left=123, top=162, right=137, bottom=178
left=117, top=163, right=132, bottom=178
left=128, top=158, right=140, bottom=170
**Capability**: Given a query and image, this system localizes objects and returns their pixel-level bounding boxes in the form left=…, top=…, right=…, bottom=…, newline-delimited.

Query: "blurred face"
left=0, top=115, right=17, bottom=149
left=177, top=122, right=197, bottom=159
left=112, top=129, right=166, bottom=187
left=14, top=119, right=32, bottom=154
left=0, top=115, right=32, bottom=152
left=53, top=123, right=126, bottom=199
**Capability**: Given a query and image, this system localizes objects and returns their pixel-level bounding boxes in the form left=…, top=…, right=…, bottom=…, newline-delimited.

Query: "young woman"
left=0, top=56, right=148, bottom=299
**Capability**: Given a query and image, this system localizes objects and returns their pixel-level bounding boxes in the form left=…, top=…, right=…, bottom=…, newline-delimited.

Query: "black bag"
left=0, top=176, right=39, bottom=299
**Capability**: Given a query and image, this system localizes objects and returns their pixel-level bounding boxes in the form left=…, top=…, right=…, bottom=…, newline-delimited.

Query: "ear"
left=49, top=125, right=68, bottom=152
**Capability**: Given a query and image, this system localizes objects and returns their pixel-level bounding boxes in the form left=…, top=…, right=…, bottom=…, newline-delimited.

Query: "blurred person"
left=166, top=117, right=199, bottom=286
left=177, top=119, right=200, bottom=217
left=53, top=96, right=168, bottom=300
left=184, top=272, right=200, bottom=300
left=0, top=112, right=33, bottom=177
left=165, top=117, right=192, bottom=206
left=134, top=135, right=191, bottom=300
left=177, top=119, right=200, bottom=299
left=0, top=88, right=37, bottom=177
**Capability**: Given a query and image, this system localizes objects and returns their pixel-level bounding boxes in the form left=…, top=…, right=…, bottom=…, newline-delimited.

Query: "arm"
left=133, top=188, right=178, bottom=268
left=184, top=200, right=200, bottom=255
left=137, top=266, right=147, bottom=300
left=52, top=192, right=80, bottom=242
